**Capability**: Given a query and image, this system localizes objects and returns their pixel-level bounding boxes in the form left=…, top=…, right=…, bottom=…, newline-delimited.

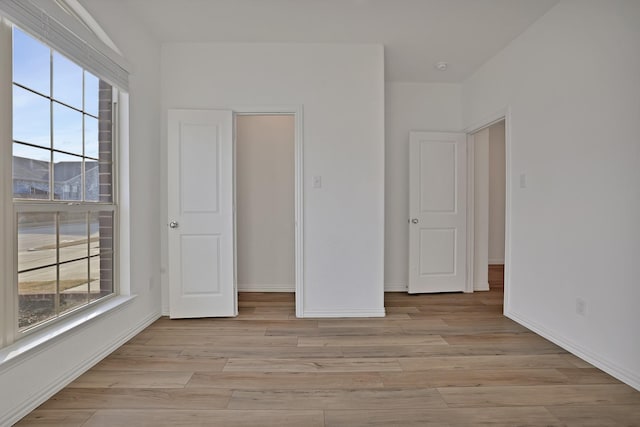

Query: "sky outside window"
left=12, top=26, right=103, bottom=200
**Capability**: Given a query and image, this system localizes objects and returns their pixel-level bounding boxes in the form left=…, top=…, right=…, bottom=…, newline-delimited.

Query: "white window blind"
left=0, top=0, right=129, bottom=90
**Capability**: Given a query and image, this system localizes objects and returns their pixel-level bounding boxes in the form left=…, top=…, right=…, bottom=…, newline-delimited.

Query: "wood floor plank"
left=186, top=372, right=385, bottom=390
left=547, top=404, right=640, bottom=426
left=137, top=327, right=268, bottom=336
left=38, top=388, right=231, bottom=410
left=438, top=384, right=640, bottom=407
left=66, top=371, right=193, bottom=389
left=227, top=388, right=448, bottom=410
left=92, top=355, right=227, bottom=372
left=223, top=357, right=402, bottom=373
left=382, top=368, right=572, bottom=388
left=15, top=410, right=96, bottom=426
left=111, top=345, right=184, bottom=358
left=442, top=332, right=555, bottom=346
left=151, top=318, right=319, bottom=329
left=398, top=354, right=577, bottom=371
left=298, top=335, right=447, bottom=347
left=144, top=335, right=298, bottom=347
left=82, top=409, right=325, bottom=427
left=180, top=345, right=345, bottom=359
left=339, top=343, right=568, bottom=358
left=316, top=318, right=447, bottom=328
left=325, top=407, right=563, bottom=427
left=266, top=326, right=405, bottom=337
left=556, top=368, right=621, bottom=385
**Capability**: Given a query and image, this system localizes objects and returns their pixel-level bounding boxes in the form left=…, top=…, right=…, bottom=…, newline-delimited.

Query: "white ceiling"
left=115, top=0, right=558, bottom=83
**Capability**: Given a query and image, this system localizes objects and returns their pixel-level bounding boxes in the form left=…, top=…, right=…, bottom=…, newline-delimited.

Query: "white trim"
left=237, top=284, right=295, bottom=292
left=464, top=107, right=509, bottom=134
left=465, top=136, right=475, bottom=293
left=488, top=258, right=505, bottom=265
left=505, top=309, right=640, bottom=392
left=302, top=308, right=386, bottom=318
left=474, top=282, right=490, bottom=291
left=230, top=105, right=305, bottom=318
left=465, top=107, right=512, bottom=314
left=0, top=295, right=136, bottom=371
left=1, top=308, right=160, bottom=427
left=0, top=18, right=14, bottom=348
left=384, top=283, right=407, bottom=292
left=503, top=109, right=513, bottom=314
left=117, top=92, right=131, bottom=296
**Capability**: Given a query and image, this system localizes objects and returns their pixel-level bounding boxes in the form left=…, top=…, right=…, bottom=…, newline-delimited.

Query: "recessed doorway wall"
left=236, top=114, right=295, bottom=292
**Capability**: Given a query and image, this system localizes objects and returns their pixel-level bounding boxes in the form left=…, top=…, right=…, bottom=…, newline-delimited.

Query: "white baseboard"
left=4, top=310, right=161, bottom=426
left=505, top=309, right=640, bottom=392
left=384, top=283, right=407, bottom=292
left=301, top=308, right=386, bottom=318
left=238, top=284, right=295, bottom=292
left=488, top=258, right=505, bottom=265
left=474, top=281, right=490, bottom=291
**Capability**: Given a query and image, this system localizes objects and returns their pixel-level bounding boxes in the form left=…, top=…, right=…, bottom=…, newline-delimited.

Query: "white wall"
left=161, top=43, right=385, bottom=316
left=236, top=115, right=295, bottom=292
left=463, top=0, right=640, bottom=390
left=488, top=121, right=505, bottom=264
left=384, top=82, right=461, bottom=290
left=0, top=0, right=163, bottom=424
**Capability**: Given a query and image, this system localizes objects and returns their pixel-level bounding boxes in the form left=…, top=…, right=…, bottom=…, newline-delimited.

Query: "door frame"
left=464, top=107, right=512, bottom=312
left=232, top=106, right=304, bottom=318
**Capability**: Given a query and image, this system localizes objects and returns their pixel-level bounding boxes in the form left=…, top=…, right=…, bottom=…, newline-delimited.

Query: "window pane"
left=13, top=143, right=51, bottom=199
left=90, top=211, right=114, bottom=301
left=53, top=102, right=83, bottom=155
left=18, top=266, right=56, bottom=330
left=13, top=86, right=50, bottom=147
left=59, top=212, right=88, bottom=263
left=84, top=72, right=99, bottom=116
left=53, top=52, right=82, bottom=109
left=13, top=27, right=50, bottom=96
left=84, top=115, right=99, bottom=158
left=85, top=160, right=99, bottom=201
left=17, top=213, right=56, bottom=272
left=60, top=260, right=89, bottom=314
left=53, top=152, right=82, bottom=201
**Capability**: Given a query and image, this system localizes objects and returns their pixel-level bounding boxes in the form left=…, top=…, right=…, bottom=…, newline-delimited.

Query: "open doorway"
left=235, top=114, right=296, bottom=312
left=470, top=119, right=506, bottom=296
left=487, top=121, right=506, bottom=290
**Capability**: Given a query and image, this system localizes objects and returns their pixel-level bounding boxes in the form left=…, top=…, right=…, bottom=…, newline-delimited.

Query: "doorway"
left=167, top=108, right=304, bottom=319
left=469, top=118, right=507, bottom=300
left=235, top=114, right=295, bottom=293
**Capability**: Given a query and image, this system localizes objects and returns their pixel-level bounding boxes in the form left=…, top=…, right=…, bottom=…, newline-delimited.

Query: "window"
left=12, top=27, right=117, bottom=332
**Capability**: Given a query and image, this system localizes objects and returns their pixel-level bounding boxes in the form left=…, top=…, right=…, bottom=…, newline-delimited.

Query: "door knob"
left=169, top=221, right=179, bottom=229
left=411, top=218, right=419, bottom=224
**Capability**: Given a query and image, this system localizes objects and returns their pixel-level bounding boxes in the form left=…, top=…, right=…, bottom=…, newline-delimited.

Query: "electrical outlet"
left=576, top=298, right=586, bottom=316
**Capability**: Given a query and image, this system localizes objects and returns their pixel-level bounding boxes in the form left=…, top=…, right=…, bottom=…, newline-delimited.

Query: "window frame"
left=0, top=17, right=124, bottom=346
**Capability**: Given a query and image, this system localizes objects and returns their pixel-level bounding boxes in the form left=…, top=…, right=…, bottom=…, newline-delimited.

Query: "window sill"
left=0, top=294, right=136, bottom=372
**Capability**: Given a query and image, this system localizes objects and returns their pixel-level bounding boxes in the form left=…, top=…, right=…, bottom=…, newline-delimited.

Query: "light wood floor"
left=18, top=288, right=640, bottom=426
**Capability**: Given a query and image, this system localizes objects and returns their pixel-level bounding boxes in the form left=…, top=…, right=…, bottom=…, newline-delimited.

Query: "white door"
left=167, top=109, right=236, bottom=318
left=408, top=131, right=467, bottom=293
